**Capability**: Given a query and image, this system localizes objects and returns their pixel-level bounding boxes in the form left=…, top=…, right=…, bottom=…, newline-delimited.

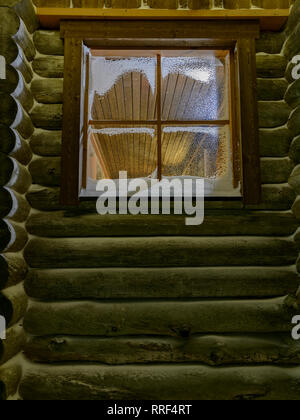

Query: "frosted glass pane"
left=161, top=125, right=240, bottom=196
left=88, top=126, right=157, bottom=180
left=161, top=51, right=229, bottom=121
left=90, top=54, right=157, bottom=121
left=162, top=126, right=229, bottom=178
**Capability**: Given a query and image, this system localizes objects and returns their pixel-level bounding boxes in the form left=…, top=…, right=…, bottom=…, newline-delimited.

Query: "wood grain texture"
left=24, top=334, right=300, bottom=365
left=25, top=266, right=299, bottom=300
left=25, top=184, right=295, bottom=211
left=61, top=19, right=260, bottom=40
left=23, top=297, right=296, bottom=336
left=238, top=38, right=261, bottom=204
left=19, top=364, right=300, bottom=400
left=60, top=37, right=83, bottom=205
left=23, top=237, right=298, bottom=269
left=25, top=211, right=298, bottom=237
left=37, top=8, right=289, bottom=31
left=0, top=254, right=28, bottom=291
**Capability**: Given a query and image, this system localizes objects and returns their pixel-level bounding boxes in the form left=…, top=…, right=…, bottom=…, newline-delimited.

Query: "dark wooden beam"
left=60, top=37, right=83, bottom=206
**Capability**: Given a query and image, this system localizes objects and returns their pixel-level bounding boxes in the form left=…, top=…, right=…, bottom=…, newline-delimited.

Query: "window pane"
left=87, top=126, right=157, bottom=184
left=161, top=126, right=241, bottom=197
left=161, top=51, right=230, bottom=121
left=90, top=52, right=157, bottom=121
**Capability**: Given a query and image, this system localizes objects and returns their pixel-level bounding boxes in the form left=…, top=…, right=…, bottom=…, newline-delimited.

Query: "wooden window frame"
left=60, top=20, right=261, bottom=206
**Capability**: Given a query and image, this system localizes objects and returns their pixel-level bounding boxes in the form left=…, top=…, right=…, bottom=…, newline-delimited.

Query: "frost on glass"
left=90, top=55, right=157, bottom=121
left=161, top=126, right=240, bottom=197
left=85, top=49, right=239, bottom=197
left=161, top=51, right=229, bottom=121
left=87, top=126, right=157, bottom=184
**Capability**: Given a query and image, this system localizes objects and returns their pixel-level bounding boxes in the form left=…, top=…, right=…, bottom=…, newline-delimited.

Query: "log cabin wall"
left=0, top=0, right=38, bottom=400
left=1, top=0, right=300, bottom=400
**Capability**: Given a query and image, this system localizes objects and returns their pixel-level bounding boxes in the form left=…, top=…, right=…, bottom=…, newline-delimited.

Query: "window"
left=83, top=48, right=240, bottom=198
left=60, top=20, right=261, bottom=205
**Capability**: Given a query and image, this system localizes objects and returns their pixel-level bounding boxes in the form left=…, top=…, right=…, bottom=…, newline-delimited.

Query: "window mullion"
left=157, top=53, right=162, bottom=181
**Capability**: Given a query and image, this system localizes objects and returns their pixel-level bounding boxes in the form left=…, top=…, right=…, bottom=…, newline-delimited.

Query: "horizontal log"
left=285, top=58, right=298, bottom=84
left=0, top=94, right=19, bottom=127
left=0, top=7, right=35, bottom=61
left=23, top=297, right=295, bottom=337
left=258, top=101, right=291, bottom=128
left=24, top=266, right=299, bottom=301
left=8, top=162, right=32, bottom=195
left=0, top=36, right=19, bottom=66
left=283, top=22, right=300, bottom=60
left=294, top=228, right=300, bottom=249
left=289, top=164, right=300, bottom=195
left=33, top=30, right=64, bottom=56
left=287, top=106, right=300, bottom=136
left=29, top=157, right=61, bottom=186
left=10, top=137, right=32, bottom=166
left=0, top=221, right=28, bottom=253
left=12, top=0, right=39, bottom=34
left=27, top=155, right=294, bottom=188
left=18, top=364, right=300, bottom=400
left=257, top=79, right=288, bottom=101
left=12, top=46, right=33, bottom=84
left=30, top=104, right=63, bottom=130
left=285, top=2, right=300, bottom=36
left=25, top=211, right=299, bottom=237
left=0, top=125, right=16, bottom=155
left=255, top=32, right=286, bottom=54
left=0, top=324, right=26, bottom=366
left=13, top=19, right=36, bottom=63
left=1, top=283, right=28, bottom=327
left=0, top=293, right=12, bottom=333
left=260, top=158, right=294, bottom=184
left=3, top=222, right=28, bottom=253
left=0, top=37, right=33, bottom=84
left=0, top=361, right=21, bottom=400
left=285, top=79, right=300, bottom=109
left=32, top=56, right=64, bottom=78
left=0, top=155, right=32, bottom=194
left=256, top=54, right=288, bottom=78
left=12, top=70, right=34, bottom=113
left=25, top=185, right=245, bottom=212
left=23, top=237, right=298, bottom=269
left=24, top=333, right=300, bottom=366
left=25, top=183, right=295, bottom=212
left=12, top=106, right=34, bottom=142
left=0, top=188, right=13, bottom=219
left=0, top=220, right=11, bottom=252
left=0, top=126, right=32, bottom=165
left=2, top=189, right=31, bottom=223
left=0, top=95, right=35, bottom=139
left=245, top=183, right=296, bottom=211
left=290, top=135, right=300, bottom=163
left=31, top=79, right=63, bottom=104
left=259, top=127, right=293, bottom=157
left=30, top=130, right=62, bottom=156
left=0, top=65, right=19, bottom=95
left=292, top=195, right=300, bottom=220
left=0, top=254, right=28, bottom=290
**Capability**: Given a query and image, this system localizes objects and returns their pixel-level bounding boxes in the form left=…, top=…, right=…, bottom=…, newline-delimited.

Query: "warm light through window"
left=82, top=49, right=241, bottom=198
